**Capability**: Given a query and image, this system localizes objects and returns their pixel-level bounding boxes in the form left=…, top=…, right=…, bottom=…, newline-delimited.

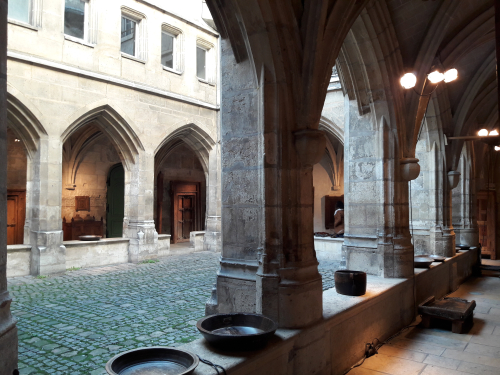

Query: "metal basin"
left=419, top=254, right=447, bottom=262
left=79, top=235, right=101, bottom=241
left=414, top=256, right=434, bottom=268
left=105, top=347, right=198, bottom=375
left=196, top=313, right=277, bottom=350
left=456, top=244, right=471, bottom=250
left=334, top=270, right=367, bottom=296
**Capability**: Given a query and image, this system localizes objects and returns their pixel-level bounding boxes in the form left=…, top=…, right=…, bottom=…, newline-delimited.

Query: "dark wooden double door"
left=157, top=180, right=202, bottom=244
left=7, top=190, right=26, bottom=245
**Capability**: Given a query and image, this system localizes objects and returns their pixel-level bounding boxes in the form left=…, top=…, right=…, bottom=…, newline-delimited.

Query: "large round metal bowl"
left=334, top=270, right=367, bottom=296
left=419, top=254, right=447, bottom=262
left=105, top=347, right=199, bottom=375
left=196, top=313, right=278, bottom=350
left=456, top=244, right=471, bottom=250
left=414, top=256, right=434, bottom=268
left=79, top=235, right=101, bottom=241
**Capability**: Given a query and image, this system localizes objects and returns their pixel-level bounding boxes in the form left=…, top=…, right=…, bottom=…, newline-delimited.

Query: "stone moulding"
left=400, top=157, right=420, bottom=181
left=293, top=129, right=326, bottom=167
left=447, top=170, right=461, bottom=190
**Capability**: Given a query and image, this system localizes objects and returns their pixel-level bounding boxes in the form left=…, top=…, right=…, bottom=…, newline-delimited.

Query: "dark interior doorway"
left=106, top=163, right=125, bottom=238
left=171, top=181, right=201, bottom=243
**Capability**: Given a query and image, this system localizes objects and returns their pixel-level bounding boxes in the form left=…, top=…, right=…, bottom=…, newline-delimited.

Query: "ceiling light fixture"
left=478, top=129, right=489, bottom=136
left=444, top=68, right=458, bottom=83
left=400, top=73, right=417, bottom=89
left=495, top=146, right=500, bottom=151
left=427, top=71, right=445, bottom=84
left=489, top=130, right=499, bottom=136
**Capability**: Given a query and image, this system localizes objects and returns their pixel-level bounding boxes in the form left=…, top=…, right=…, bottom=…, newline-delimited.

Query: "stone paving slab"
left=9, top=251, right=338, bottom=375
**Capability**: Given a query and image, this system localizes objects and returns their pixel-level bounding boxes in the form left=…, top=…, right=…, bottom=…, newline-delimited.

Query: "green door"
left=106, top=164, right=125, bottom=238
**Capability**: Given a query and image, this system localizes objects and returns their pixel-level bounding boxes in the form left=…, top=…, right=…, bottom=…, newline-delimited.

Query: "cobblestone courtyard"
left=9, top=251, right=338, bottom=375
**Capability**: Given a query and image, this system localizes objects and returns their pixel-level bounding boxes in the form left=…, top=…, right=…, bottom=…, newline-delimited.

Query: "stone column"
left=343, top=99, right=414, bottom=278
left=123, top=151, right=158, bottom=263
left=204, top=144, right=221, bottom=252
left=434, top=171, right=460, bottom=258
left=0, top=0, right=19, bottom=371
left=206, top=39, right=324, bottom=328
left=29, top=136, right=66, bottom=276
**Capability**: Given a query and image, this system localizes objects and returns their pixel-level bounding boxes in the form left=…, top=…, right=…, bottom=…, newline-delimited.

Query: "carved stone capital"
left=293, top=129, right=326, bottom=167
left=447, top=171, right=461, bottom=190
left=400, top=158, right=420, bottom=181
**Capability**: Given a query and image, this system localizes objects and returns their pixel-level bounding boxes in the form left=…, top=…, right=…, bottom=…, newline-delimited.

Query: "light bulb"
left=427, top=71, right=445, bottom=84
left=495, top=146, right=500, bottom=151
left=400, top=73, right=417, bottom=89
left=478, top=129, right=489, bottom=136
left=444, top=68, right=458, bottom=83
left=489, top=130, right=499, bottom=136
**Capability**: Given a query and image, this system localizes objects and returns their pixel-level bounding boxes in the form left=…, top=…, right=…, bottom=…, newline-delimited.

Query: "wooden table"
left=418, top=296, right=476, bottom=334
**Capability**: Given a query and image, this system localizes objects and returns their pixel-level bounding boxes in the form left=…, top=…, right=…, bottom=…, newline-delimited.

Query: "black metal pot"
left=105, top=347, right=198, bottom=375
left=334, top=270, right=367, bottom=296
left=196, top=313, right=277, bottom=350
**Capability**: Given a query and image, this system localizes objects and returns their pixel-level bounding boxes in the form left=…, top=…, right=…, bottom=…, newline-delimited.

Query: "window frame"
left=196, top=45, right=208, bottom=81
left=161, top=31, right=175, bottom=71
left=63, top=0, right=89, bottom=42
left=120, top=7, right=147, bottom=62
left=121, top=15, right=138, bottom=57
left=196, top=38, right=215, bottom=85
left=8, top=0, right=42, bottom=29
left=161, top=24, right=184, bottom=75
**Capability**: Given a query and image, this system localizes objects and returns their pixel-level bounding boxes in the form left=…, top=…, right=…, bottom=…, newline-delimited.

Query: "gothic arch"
left=61, top=101, right=144, bottom=171
left=6, top=85, right=48, bottom=158
left=154, top=122, right=216, bottom=174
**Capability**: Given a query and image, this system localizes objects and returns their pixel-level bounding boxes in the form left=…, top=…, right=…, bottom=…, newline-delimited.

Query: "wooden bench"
left=418, top=296, right=476, bottom=334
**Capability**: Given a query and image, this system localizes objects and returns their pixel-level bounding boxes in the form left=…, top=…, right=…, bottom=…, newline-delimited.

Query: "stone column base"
left=454, top=228, right=479, bottom=247
left=204, top=216, right=221, bottom=252
left=430, top=226, right=456, bottom=257
left=30, top=230, right=66, bottom=275
left=0, top=291, right=18, bottom=374
left=125, top=220, right=158, bottom=263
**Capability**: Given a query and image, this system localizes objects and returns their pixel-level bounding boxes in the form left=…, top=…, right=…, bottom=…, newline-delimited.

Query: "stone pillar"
left=0, top=0, right=19, bottom=371
left=123, top=152, right=158, bottom=263
left=343, top=99, right=413, bottom=278
left=29, top=136, right=66, bottom=276
left=206, top=39, right=324, bottom=328
left=204, top=145, right=221, bottom=252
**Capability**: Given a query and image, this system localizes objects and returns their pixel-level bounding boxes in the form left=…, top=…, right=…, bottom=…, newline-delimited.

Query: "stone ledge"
left=158, top=234, right=171, bottom=240
left=314, top=236, right=344, bottom=242
left=63, top=238, right=130, bottom=248
left=181, top=249, right=478, bottom=375
left=7, top=244, right=31, bottom=253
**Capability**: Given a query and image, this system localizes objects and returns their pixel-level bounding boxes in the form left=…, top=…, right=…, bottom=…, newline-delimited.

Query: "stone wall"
left=313, top=153, right=344, bottom=233
left=156, top=143, right=206, bottom=234
left=62, top=133, right=122, bottom=227
left=7, top=127, right=27, bottom=190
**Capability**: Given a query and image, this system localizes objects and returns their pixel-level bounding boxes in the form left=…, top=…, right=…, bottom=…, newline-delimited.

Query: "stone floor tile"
left=420, top=365, right=471, bottom=375
left=442, top=348, right=500, bottom=368
left=492, top=326, right=500, bottom=336
left=377, top=345, right=427, bottom=362
left=387, top=338, right=445, bottom=356
left=403, top=329, right=469, bottom=350
left=488, top=307, right=500, bottom=316
left=464, top=342, right=500, bottom=358
left=361, top=353, right=426, bottom=375
left=349, top=367, right=390, bottom=375
left=457, top=361, right=500, bottom=375
left=469, top=333, right=500, bottom=348
left=423, top=354, right=461, bottom=370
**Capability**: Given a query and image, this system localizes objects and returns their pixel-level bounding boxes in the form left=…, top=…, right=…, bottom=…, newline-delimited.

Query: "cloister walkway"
left=8, top=251, right=338, bottom=375
left=350, top=265, right=500, bottom=375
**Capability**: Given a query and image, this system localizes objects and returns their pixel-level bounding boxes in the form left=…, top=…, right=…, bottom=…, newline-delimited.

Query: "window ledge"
left=162, top=66, right=183, bottom=76
left=8, top=19, right=38, bottom=31
left=121, top=53, right=146, bottom=64
left=198, top=77, right=215, bottom=86
left=64, top=35, right=95, bottom=48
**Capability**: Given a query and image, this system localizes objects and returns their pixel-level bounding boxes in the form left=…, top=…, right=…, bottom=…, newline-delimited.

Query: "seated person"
left=333, top=201, right=344, bottom=237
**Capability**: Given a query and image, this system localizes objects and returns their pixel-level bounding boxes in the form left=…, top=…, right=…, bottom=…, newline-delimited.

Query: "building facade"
left=6, top=0, right=221, bottom=277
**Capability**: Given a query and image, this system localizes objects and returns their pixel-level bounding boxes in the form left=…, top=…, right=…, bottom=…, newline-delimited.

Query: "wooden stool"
left=418, top=296, right=476, bottom=334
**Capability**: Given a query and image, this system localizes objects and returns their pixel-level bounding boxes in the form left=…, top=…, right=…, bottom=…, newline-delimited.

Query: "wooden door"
left=106, top=164, right=125, bottom=238
left=156, top=172, right=163, bottom=233
left=7, top=190, right=26, bottom=245
left=477, top=190, right=496, bottom=259
left=171, top=181, right=201, bottom=243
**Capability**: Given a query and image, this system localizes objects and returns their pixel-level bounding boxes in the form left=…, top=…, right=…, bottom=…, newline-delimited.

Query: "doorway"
left=7, top=190, right=26, bottom=245
left=171, top=181, right=201, bottom=243
left=477, top=190, right=496, bottom=259
left=106, top=164, right=125, bottom=238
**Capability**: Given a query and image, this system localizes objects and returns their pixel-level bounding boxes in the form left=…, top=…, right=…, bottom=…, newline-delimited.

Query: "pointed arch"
left=6, top=85, right=48, bottom=158
left=61, top=101, right=144, bottom=170
left=154, top=122, right=216, bottom=174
